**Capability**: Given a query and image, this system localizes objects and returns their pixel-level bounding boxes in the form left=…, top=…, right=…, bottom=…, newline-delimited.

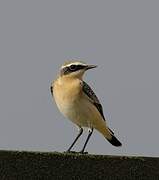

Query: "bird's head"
left=60, top=61, right=97, bottom=79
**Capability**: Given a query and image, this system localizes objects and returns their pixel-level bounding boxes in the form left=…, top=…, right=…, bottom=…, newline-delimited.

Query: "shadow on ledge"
left=0, top=150, right=159, bottom=179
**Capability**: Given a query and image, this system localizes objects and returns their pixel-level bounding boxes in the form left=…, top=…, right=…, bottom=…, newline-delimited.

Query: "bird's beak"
left=86, top=65, right=97, bottom=70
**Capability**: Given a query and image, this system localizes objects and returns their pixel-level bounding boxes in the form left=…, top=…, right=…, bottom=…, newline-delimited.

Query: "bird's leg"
left=79, top=128, right=93, bottom=154
left=66, top=128, right=83, bottom=153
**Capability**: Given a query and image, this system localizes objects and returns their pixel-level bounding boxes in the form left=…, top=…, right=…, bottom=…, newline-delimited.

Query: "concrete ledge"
left=0, top=150, right=158, bottom=179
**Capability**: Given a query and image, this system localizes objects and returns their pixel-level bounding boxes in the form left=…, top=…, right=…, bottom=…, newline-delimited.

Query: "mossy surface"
left=0, top=150, right=158, bottom=179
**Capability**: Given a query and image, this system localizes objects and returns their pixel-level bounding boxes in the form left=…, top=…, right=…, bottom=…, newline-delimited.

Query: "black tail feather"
left=107, top=135, right=122, bottom=147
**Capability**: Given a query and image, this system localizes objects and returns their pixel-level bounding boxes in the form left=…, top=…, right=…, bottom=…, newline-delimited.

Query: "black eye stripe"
left=70, top=65, right=76, bottom=70
left=60, top=67, right=70, bottom=75
left=71, top=65, right=85, bottom=71
left=60, top=65, right=86, bottom=75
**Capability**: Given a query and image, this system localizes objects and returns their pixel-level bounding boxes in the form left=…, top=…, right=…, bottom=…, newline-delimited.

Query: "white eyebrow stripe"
left=61, top=62, right=87, bottom=69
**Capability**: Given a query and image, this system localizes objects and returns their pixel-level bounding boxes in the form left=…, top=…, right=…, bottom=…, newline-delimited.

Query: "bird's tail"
left=106, top=134, right=122, bottom=147
left=105, top=127, right=122, bottom=147
left=99, top=126, right=122, bottom=147
left=96, top=121, right=122, bottom=147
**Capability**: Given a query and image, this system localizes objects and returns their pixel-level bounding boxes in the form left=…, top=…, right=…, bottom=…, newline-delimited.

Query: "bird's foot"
left=64, top=150, right=88, bottom=154
left=78, top=150, right=88, bottom=154
left=64, top=150, right=78, bottom=154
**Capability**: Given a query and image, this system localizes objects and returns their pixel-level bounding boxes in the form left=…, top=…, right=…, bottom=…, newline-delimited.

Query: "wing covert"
left=82, top=81, right=105, bottom=121
left=50, top=84, right=53, bottom=96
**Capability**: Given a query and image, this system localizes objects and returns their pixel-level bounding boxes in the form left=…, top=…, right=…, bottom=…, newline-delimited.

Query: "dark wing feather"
left=82, top=81, right=106, bottom=121
left=50, top=84, right=53, bottom=96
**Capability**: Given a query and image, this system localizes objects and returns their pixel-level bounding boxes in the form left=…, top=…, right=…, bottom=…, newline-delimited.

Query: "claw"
left=78, top=151, right=88, bottom=154
left=64, top=151, right=78, bottom=154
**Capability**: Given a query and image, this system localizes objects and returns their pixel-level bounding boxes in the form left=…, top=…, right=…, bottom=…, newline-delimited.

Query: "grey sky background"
left=0, top=1, right=159, bottom=156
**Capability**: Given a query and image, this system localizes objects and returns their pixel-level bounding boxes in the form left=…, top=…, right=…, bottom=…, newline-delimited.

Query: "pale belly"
left=54, top=91, right=103, bottom=128
left=55, top=96, right=86, bottom=126
left=53, top=78, right=106, bottom=129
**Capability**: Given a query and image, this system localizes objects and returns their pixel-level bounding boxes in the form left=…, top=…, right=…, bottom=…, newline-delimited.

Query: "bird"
left=51, top=61, right=122, bottom=154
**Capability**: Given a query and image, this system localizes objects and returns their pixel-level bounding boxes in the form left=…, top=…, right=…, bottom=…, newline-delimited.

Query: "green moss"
left=0, top=150, right=158, bottom=179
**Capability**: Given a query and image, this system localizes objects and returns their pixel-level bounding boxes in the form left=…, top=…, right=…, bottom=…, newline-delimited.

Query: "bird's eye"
left=70, top=65, right=76, bottom=70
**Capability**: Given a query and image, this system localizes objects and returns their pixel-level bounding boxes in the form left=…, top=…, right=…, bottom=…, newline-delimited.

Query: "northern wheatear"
left=51, top=61, right=122, bottom=153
